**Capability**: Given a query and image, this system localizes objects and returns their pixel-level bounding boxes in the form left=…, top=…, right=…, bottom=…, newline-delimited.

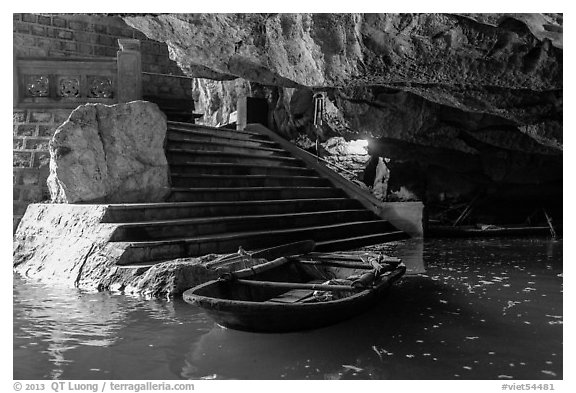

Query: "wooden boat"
left=427, top=224, right=552, bottom=238
left=183, top=251, right=406, bottom=333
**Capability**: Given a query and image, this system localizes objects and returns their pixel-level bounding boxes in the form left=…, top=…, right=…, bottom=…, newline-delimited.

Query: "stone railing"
left=12, top=39, right=143, bottom=232
left=13, top=39, right=142, bottom=108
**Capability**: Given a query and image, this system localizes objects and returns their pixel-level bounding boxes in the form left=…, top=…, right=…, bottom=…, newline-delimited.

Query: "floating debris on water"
left=342, top=365, right=363, bottom=372
left=371, top=346, right=384, bottom=361
left=479, top=280, right=495, bottom=285
left=504, top=300, right=521, bottom=311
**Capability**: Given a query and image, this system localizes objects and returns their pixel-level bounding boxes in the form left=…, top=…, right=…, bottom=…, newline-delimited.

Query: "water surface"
left=13, top=237, right=562, bottom=380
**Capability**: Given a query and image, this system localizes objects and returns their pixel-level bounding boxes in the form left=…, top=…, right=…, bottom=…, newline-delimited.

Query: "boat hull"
left=428, top=225, right=551, bottom=238
left=183, top=262, right=405, bottom=333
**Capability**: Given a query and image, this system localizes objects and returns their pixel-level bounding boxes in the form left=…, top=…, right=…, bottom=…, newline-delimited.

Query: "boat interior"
left=194, top=260, right=377, bottom=304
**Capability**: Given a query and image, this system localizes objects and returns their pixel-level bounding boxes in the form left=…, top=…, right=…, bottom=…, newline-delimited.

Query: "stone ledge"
left=13, top=204, right=122, bottom=289
left=13, top=203, right=246, bottom=298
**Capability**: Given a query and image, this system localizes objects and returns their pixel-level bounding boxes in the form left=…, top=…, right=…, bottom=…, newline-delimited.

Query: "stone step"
left=116, top=220, right=399, bottom=264
left=110, top=209, right=381, bottom=242
left=168, top=162, right=315, bottom=176
left=316, top=231, right=409, bottom=252
left=167, top=186, right=344, bottom=202
left=170, top=174, right=330, bottom=188
left=167, top=130, right=277, bottom=149
left=102, top=198, right=364, bottom=223
left=166, top=149, right=303, bottom=166
left=167, top=121, right=267, bottom=140
left=166, top=139, right=291, bottom=156
left=115, top=232, right=407, bottom=270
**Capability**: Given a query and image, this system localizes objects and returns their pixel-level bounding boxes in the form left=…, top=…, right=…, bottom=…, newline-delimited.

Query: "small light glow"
left=348, top=139, right=369, bottom=155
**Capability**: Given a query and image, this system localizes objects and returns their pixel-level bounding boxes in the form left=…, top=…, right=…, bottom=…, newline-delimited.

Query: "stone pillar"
left=237, top=96, right=268, bottom=130
left=116, top=39, right=142, bottom=103
left=13, top=52, right=19, bottom=107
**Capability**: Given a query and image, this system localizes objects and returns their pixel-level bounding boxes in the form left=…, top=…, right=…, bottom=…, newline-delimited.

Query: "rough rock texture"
left=295, top=135, right=369, bottom=180
left=115, top=256, right=266, bottom=298
left=125, top=13, right=561, bottom=129
left=13, top=204, right=127, bottom=290
left=47, top=101, right=170, bottom=204
left=192, top=78, right=251, bottom=126
left=13, top=204, right=254, bottom=298
left=125, top=13, right=562, bottom=221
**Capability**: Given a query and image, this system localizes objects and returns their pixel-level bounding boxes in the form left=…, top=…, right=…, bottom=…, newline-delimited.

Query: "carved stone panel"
left=88, top=76, right=114, bottom=98
left=25, top=75, right=49, bottom=97
left=58, top=76, right=80, bottom=98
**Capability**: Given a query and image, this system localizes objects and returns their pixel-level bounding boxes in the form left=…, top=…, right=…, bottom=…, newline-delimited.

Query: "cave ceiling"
left=124, top=13, right=563, bottom=199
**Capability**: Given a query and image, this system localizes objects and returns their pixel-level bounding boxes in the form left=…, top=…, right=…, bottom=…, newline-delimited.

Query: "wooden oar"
left=543, top=210, right=558, bottom=239
left=251, top=240, right=316, bottom=261
left=307, top=252, right=401, bottom=264
left=204, top=253, right=244, bottom=269
left=222, top=257, right=290, bottom=279
left=234, top=279, right=364, bottom=292
left=295, top=257, right=401, bottom=271
left=206, top=240, right=316, bottom=269
left=297, top=259, right=376, bottom=270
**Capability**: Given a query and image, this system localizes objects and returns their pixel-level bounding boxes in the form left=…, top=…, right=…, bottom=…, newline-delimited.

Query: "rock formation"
left=47, top=101, right=170, bottom=204
left=124, top=13, right=562, bottom=222
left=124, top=13, right=561, bottom=130
left=13, top=204, right=257, bottom=298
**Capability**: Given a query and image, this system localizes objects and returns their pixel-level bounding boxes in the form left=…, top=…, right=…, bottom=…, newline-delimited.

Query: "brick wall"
left=13, top=13, right=192, bottom=100
left=13, top=14, right=193, bottom=231
left=13, top=108, right=73, bottom=231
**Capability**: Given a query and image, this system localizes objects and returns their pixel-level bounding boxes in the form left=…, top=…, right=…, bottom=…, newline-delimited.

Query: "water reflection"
left=13, top=281, right=211, bottom=380
left=179, top=273, right=494, bottom=379
left=14, top=237, right=562, bottom=380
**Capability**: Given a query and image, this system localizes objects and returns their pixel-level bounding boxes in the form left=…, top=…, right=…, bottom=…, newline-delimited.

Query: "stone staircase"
left=104, top=121, right=408, bottom=266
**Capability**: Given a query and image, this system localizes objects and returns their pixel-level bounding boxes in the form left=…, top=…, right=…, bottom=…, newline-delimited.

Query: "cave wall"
left=124, top=13, right=562, bottom=223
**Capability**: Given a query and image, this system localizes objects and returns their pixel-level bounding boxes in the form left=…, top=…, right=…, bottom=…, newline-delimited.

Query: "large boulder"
left=13, top=203, right=127, bottom=289
left=47, top=101, right=170, bottom=203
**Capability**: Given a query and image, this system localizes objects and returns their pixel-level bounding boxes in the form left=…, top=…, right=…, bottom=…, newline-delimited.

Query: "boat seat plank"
left=266, top=280, right=324, bottom=304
